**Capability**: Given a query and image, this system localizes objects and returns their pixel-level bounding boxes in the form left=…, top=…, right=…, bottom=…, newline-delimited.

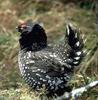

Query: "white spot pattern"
left=76, top=41, right=80, bottom=46
left=76, top=51, right=81, bottom=56
left=74, top=57, right=80, bottom=60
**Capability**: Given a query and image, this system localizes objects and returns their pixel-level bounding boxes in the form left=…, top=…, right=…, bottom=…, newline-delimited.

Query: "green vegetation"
left=0, top=0, right=98, bottom=100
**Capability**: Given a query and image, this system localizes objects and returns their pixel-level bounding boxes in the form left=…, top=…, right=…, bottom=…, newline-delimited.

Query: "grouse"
left=17, top=21, right=84, bottom=97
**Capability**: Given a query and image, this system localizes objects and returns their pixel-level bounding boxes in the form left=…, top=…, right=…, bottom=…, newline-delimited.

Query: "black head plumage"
left=16, top=22, right=47, bottom=51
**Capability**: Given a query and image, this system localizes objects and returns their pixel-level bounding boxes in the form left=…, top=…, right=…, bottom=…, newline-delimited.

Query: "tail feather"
left=66, top=24, right=84, bottom=66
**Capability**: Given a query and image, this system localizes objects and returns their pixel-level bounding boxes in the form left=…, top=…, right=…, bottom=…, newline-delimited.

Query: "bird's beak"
left=16, top=26, right=23, bottom=33
left=16, top=26, right=18, bottom=30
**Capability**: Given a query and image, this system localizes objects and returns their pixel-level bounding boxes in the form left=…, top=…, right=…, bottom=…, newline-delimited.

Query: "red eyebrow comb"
left=18, top=20, right=27, bottom=28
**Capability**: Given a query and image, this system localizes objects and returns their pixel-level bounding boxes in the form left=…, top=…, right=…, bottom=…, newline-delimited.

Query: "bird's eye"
left=21, top=25, right=27, bottom=28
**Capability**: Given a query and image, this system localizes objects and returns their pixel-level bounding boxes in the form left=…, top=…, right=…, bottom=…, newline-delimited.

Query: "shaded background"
left=0, top=0, right=98, bottom=100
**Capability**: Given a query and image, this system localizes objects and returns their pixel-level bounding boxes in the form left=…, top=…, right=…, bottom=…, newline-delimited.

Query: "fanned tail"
left=66, top=24, right=84, bottom=66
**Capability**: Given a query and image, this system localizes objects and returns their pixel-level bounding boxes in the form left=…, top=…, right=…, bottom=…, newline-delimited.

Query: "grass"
left=0, top=0, right=98, bottom=100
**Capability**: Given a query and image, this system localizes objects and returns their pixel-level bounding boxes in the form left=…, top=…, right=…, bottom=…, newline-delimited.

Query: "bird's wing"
left=19, top=50, right=68, bottom=78
left=30, top=49, right=72, bottom=75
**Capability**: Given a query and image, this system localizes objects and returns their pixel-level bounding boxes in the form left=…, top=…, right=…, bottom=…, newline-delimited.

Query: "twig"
left=55, top=80, right=98, bottom=100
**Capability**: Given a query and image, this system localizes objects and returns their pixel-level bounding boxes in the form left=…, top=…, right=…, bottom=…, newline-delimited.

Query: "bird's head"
left=16, top=21, right=35, bottom=34
left=16, top=21, right=47, bottom=51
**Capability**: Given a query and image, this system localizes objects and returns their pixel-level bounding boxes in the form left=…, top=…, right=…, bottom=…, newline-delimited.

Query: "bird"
left=17, top=21, right=84, bottom=97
